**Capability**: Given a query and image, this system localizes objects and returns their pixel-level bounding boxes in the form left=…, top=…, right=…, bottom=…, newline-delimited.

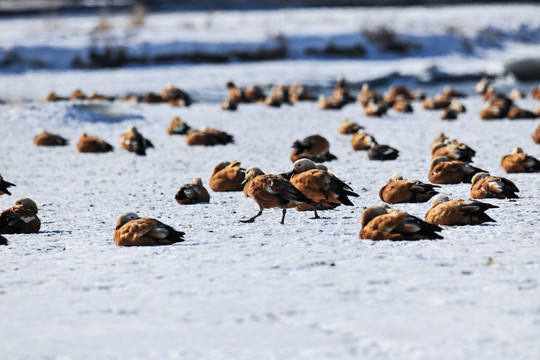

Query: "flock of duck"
left=1, top=78, right=539, bottom=246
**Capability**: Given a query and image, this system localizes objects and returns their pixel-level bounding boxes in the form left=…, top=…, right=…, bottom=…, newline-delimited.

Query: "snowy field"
left=1, top=4, right=540, bottom=360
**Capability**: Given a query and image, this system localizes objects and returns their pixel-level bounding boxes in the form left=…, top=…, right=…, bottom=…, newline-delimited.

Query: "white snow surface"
left=1, top=5, right=540, bottom=360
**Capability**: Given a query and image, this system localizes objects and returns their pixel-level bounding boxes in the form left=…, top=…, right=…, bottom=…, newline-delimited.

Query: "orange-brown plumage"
left=500, top=147, right=540, bottom=173
left=351, top=131, right=377, bottom=151
left=379, top=174, right=439, bottom=204
left=470, top=172, right=519, bottom=199
left=114, top=213, right=185, bottom=247
left=360, top=206, right=443, bottom=240
left=34, top=131, right=69, bottom=146
left=290, top=135, right=337, bottom=163
left=0, top=198, right=40, bottom=234
left=119, top=126, right=154, bottom=156
left=425, top=195, right=498, bottom=226
left=241, top=167, right=316, bottom=224
left=289, top=159, right=358, bottom=210
left=507, top=106, right=537, bottom=120
left=318, top=95, right=344, bottom=110
left=69, top=89, right=87, bottom=100
left=530, top=85, right=540, bottom=100
left=167, top=116, right=191, bottom=135
left=186, top=127, right=234, bottom=146
left=42, top=92, right=67, bottom=102
left=77, top=132, right=114, bottom=153
left=175, top=178, right=211, bottom=204
left=357, top=83, right=383, bottom=107
left=338, top=118, right=363, bottom=134
left=209, top=160, right=245, bottom=192
left=429, top=156, right=486, bottom=184
left=533, top=122, right=540, bottom=144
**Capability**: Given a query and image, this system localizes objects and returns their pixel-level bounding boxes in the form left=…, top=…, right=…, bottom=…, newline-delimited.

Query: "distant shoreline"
left=0, top=0, right=535, bottom=17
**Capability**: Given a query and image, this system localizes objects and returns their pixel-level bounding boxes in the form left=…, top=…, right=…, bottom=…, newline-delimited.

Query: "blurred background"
left=0, top=0, right=534, bottom=13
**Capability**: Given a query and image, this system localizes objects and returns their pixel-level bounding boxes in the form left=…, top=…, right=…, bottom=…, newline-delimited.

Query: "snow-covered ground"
left=1, top=4, right=540, bottom=360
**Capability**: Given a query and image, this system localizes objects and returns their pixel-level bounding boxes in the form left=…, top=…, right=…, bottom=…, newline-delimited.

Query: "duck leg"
left=310, top=205, right=320, bottom=219
left=280, top=209, right=287, bottom=224
left=240, top=210, right=263, bottom=223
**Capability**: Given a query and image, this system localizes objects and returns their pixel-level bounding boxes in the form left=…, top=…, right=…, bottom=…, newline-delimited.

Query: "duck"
left=264, top=95, right=282, bottom=108
left=288, top=84, right=316, bottom=103
left=391, top=96, right=413, bottom=113
left=507, top=106, right=537, bottom=120
left=367, top=144, right=399, bottom=161
left=470, top=172, right=519, bottom=199
left=42, top=92, right=67, bottom=102
left=530, top=84, right=540, bottom=100
left=421, top=96, right=450, bottom=110
left=429, top=156, right=486, bottom=184
left=379, top=173, right=440, bottom=204
left=430, top=136, right=476, bottom=160
left=431, top=141, right=475, bottom=162
left=360, top=206, right=443, bottom=240
left=330, top=76, right=354, bottom=106
left=270, top=84, right=291, bottom=104
left=442, top=85, right=467, bottom=98
left=384, top=84, right=415, bottom=104
left=351, top=130, right=377, bottom=151
left=114, top=212, right=185, bottom=246
left=475, top=77, right=491, bottom=95
left=69, top=89, right=87, bottom=100
left=318, top=95, right=344, bottom=110
left=509, top=88, right=525, bottom=101
left=425, top=195, right=498, bottom=226
left=287, top=158, right=359, bottom=211
left=144, top=92, right=165, bottom=104
left=167, top=116, right=191, bottom=135
left=440, top=108, right=458, bottom=120
left=448, top=99, right=466, bottom=113
left=175, top=178, right=211, bottom=204
left=357, top=83, right=383, bottom=107
left=34, top=131, right=69, bottom=146
left=161, top=84, right=192, bottom=107
left=500, top=147, right=540, bottom=173
left=0, top=198, right=41, bottom=234
left=338, top=118, right=364, bottom=134
left=77, top=132, right=114, bottom=153
left=533, top=122, right=540, bottom=144
left=244, top=86, right=266, bottom=103
left=240, top=167, right=317, bottom=224
left=364, top=100, right=388, bottom=117
left=185, top=127, right=234, bottom=146
left=119, top=126, right=154, bottom=156
left=290, top=135, right=337, bottom=163
left=221, top=97, right=238, bottom=111
left=225, top=81, right=245, bottom=103
left=0, top=175, right=16, bottom=196
left=209, top=160, right=245, bottom=192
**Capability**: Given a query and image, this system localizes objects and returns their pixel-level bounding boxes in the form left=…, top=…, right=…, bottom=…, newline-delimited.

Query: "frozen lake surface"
left=0, top=4, right=540, bottom=359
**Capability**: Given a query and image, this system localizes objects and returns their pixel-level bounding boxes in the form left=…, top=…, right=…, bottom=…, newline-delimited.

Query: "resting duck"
left=500, top=147, right=540, bottom=173
left=0, top=198, right=41, bottom=234
left=209, top=160, right=245, bottom=192
left=379, top=173, right=440, bottom=204
left=114, top=213, right=185, bottom=246
left=34, top=131, right=69, bottom=146
left=470, top=172, right=519, bottom=199
left=175, top=178, right=211, bottom=205
left=360, top=206, right=443, bottom=240
left=425, top=195, right=498, bottom=226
